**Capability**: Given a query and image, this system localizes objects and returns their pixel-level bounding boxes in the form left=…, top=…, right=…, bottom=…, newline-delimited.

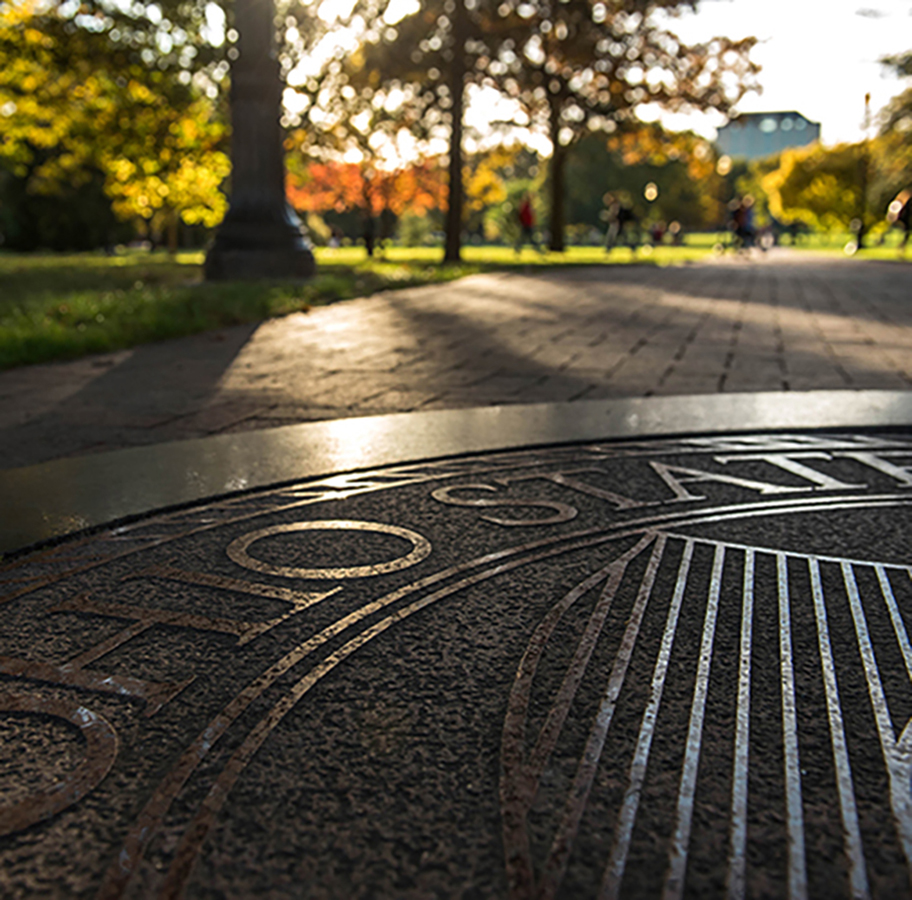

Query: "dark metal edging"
left=2, top=390, right=911, bottom=554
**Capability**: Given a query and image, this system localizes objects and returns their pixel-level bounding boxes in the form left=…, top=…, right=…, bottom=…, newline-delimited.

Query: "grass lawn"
left=784, top=230, right=911, bottom=261
left=2, top=235, right=906, bottom=370
left=0, top=241, right=709, bottom=370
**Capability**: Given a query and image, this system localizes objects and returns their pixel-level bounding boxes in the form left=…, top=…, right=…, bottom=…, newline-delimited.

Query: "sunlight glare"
left=201, top=2, right=225, bottom=47
left=318, top=0, right=357, bottom=23
left=383, top=0, right=420, bottom=25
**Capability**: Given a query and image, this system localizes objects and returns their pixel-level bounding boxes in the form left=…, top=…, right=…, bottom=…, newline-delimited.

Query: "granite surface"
left=2, top=431, right=912, bottom=898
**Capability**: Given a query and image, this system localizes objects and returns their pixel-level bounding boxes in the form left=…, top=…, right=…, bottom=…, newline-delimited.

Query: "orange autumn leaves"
left=287, top=159, right=447, bottom=218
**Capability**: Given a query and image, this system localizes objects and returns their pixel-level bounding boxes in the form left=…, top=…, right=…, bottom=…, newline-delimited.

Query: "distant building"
left=715, top=111, right=821, bottom=161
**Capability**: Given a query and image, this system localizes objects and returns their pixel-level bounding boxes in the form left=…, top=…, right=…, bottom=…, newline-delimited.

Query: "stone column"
left=205, top=0, right=315, bottom=280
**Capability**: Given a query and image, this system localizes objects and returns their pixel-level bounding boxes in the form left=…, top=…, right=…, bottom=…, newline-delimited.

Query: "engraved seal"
left=1, top=431, right=911, bottom=898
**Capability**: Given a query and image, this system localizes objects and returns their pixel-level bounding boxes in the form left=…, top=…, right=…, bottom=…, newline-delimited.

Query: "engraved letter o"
left=226, top=520, right=432, bottom=579
left=0, top=692, right=118, bottom=837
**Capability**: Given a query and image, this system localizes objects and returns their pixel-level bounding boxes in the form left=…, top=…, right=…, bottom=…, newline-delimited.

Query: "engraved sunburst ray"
left=500, top=525, right=912, bottom=900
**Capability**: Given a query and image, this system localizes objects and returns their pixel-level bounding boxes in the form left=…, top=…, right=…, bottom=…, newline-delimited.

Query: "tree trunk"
left=166, top=213, right=179, bottom=254
left=362, top=177, right=375, bottom=257
left=857, top=144, right=869, bottom=250
left=548, top=114, right=566, bottom=253
left=364, top=213, right=375, bottom=257
left=443, top=2, right=467, bottom=263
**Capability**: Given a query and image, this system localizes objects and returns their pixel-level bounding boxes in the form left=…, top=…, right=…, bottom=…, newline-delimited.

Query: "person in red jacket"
left=515, top=193, right=540, bottom=253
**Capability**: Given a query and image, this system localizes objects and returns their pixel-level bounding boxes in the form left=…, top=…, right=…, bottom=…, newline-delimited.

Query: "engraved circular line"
left=0, top=692, right=118, bottom=837
left=226, top=519, right=432, bottom=579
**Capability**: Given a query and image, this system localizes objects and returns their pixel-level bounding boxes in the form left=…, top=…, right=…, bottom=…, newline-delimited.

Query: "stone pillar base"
left=204, top=246, right=316, bottom=281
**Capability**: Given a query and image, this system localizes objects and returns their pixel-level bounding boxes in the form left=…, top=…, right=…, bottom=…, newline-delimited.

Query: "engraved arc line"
left=808, top=558, right=870, bottom=900
left=528, top=535, right=662, bottom=780
left=600, top=540, right=696, bottom=900
left=726, top=548, right=754, bottom=900
left=498, top=532, right=660, bottom=899
left=475, top=494, right=912, bottom=560
left=664, top=543, right=726, bottom=900
left=645, top=496, right=912, bottom=542
left=533, top=535, right=668, bottom=900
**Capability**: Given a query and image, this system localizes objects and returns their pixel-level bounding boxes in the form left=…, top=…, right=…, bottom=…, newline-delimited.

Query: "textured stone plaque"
left=3, top=431, right=912, bottom=898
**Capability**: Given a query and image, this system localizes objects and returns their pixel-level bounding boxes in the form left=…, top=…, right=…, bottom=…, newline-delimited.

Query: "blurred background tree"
left=326, top=0, right=514, bottom=261
left=476, top=0, right=758, bottom=250
left=760, top=51, right=912, bottom=248
left=283, top=48, right=442, bottom=256
left=875, top=49, right=912, bottom=224
left=0, top=0, right=228, bottom=249
left=2, top=0, right=909, bottom=257
left=286, top=156, right=445, bottom=252
left=763, top=142, right=869, bottom=236
left=564, top=122, right=724, bottom=238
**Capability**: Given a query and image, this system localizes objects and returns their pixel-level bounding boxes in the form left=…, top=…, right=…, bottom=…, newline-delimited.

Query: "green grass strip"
left=2, top=238, right=904, bottom=370
left=0, top=244, right=710, bottom=370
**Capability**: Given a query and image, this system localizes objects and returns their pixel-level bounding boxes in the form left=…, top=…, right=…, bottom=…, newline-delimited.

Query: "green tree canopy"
left=564, top=122, right=725, bottom=234
left=875, top=47, right=912, bottom=211
left=479, top=0, right=758, bottom=249
left=0, top=0, right=229, bottom=248
left=329, top=0, right=515, bottom=260
left=324, top=0, right=758, bottom=255
left=763, top=142, right=873, bottom=235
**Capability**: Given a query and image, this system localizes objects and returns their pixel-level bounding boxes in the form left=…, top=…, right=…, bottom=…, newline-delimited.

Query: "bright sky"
left=291, top=0, right=911, bottom=158
left=651, top=0, right=912, bottom=144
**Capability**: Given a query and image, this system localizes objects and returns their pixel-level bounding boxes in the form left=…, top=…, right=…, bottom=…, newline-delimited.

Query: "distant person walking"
left=605, top=200, right=637, bottom=250
left=730, top=196, right=756, bottom=250
left=515, top=194, right=540, bottom=253
left=888, top=189, right=911, bottom=251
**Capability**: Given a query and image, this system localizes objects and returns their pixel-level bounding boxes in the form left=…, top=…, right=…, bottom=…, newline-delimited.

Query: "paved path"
left=1, top=250, right=910, bottom=468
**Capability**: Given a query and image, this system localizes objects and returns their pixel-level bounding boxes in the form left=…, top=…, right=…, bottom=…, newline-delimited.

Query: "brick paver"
left=1, top=249, right=910, bottom=469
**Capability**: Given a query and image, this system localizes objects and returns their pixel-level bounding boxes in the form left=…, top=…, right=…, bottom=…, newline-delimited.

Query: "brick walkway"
left=1, top=249, right=910, bottom=469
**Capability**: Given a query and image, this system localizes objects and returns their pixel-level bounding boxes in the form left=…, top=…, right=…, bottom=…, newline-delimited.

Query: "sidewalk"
left=1, top=249, right=910, bottom=469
